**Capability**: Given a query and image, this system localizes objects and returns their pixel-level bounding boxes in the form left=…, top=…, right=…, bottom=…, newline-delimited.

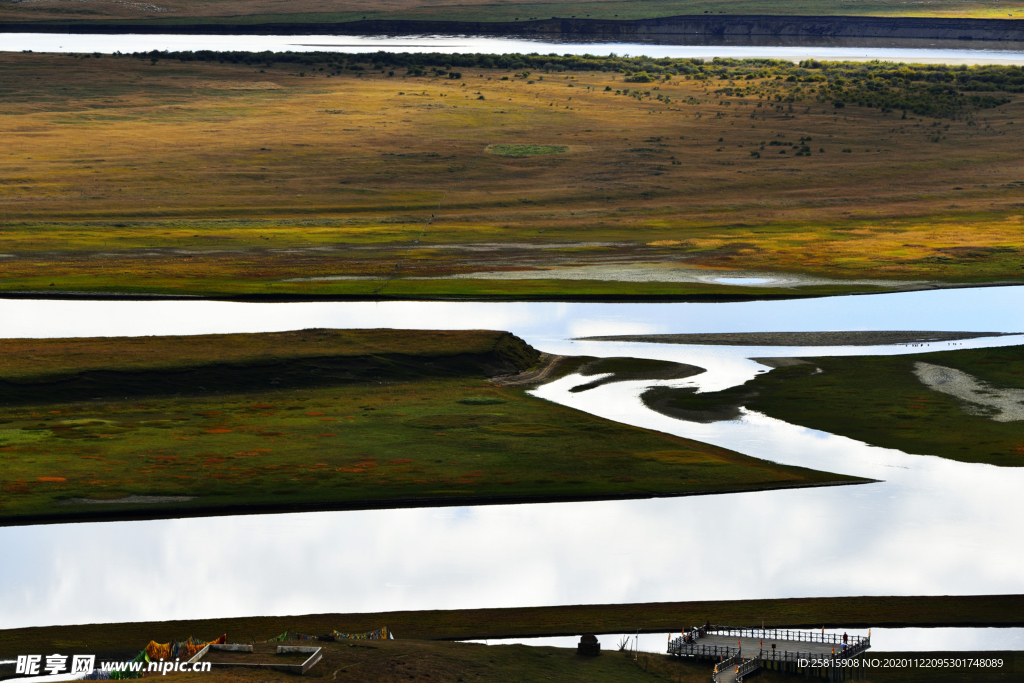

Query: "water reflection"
left=1, top=285, right=1023, bottom=343
left=3, top=32, right=1024, bottom=64
left=0, top=288, right=1023, bottom=631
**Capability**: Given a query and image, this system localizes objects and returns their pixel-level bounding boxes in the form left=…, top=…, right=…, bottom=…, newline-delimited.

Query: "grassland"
left=1, top=53, right=1023, bottom=299
left=4, top=0, right=1024, bottom=24
left=643, top=343, right=1024, bottom=466
left=0, top=329, right=860, bottom=525
left=1, top=639, right=1019, bottom=682
left=2, top=595, right=1022, bottom=680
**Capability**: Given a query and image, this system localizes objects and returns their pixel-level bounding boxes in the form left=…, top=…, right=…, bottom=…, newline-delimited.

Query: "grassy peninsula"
left=2, top=53, right=1024, bottom=300
left=643, top=343, right=1024, bottom=466
left=0, top=329, right=859, bottom=526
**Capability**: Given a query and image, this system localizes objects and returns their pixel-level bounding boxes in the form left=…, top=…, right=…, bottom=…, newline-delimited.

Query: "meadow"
left=2, top=52, right=1023, bottom=299
left=643, top=343, right=1024, bottom=466
left=0, top=329, right=858, bottom=525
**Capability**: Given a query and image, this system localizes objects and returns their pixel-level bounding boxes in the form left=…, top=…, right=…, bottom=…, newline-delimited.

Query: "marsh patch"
left=457, top=397, right=507, bottom=405
left=569, top=357, right=704, bottom=393
left=487, top=144, right=568, bottom=158
left=483, top=423, right=568, bottom=437
left=0, top=428, right=50, bottom=446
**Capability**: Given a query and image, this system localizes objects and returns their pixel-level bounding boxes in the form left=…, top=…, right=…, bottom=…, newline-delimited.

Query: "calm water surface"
left=0, top=286, right=1022, bottom=632
left=3, top=32, right=1024, bottom=64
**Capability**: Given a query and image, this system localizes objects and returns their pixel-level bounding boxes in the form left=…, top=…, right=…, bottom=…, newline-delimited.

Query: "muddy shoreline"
left=2, top=15, right=1024, bottom=42
left=580, top=330, right=1018, bottom=346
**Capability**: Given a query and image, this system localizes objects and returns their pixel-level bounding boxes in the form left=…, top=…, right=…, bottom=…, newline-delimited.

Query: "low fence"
left=733, top=646, right=871, bottom=682
left=713, top=650, right=742, bottom=680
left=705, top=626, right=868, bottom=648
left=669, top=627, right=872, bottom=682
left=735, top=656, right=760, bottom=679
left=667, top=639, right=741, bottom=660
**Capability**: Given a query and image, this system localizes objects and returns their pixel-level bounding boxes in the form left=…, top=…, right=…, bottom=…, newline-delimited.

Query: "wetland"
left=2, top=51, right=1024, bottom=299
left=0, top=287, right=1022, bottom=637
left=2, top=23, right=1024, bottom=677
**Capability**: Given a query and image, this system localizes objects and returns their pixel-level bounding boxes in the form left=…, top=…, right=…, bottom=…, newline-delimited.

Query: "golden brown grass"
left=1, top=53, right=1023, bottom=297
left=4, top=0, right=1024, bottom=23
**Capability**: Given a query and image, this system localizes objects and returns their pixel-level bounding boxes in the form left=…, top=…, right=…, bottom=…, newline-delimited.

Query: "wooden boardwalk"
left=667, top=626, right=870, bottom=681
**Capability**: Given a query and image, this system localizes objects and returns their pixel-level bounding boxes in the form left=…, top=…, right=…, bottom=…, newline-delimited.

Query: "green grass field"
left=644, top=343, right=1024, bottom=466
left=0, top=329, right=860, bottom=525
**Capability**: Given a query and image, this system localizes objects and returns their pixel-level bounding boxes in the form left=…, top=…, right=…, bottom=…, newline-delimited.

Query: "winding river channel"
left=1, top=286, right=1023, bottom=637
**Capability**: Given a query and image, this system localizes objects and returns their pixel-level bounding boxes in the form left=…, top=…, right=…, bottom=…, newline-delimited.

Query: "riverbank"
left=642, top=342, right=1024, bottom=466
left=579, top=330, right=1017, bottom=346
left=2, top=595, right=1021, bottom=656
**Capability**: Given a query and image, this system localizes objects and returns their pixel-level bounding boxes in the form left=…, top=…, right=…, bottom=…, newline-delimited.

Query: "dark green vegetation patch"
left=139, top=51, right=1024, bottom=119
left=643, top=344, right=1024, bottom=466
left=488, top=144, right=568, bottom=157
left=0, top=328, right=539, bottom=405
left=568, top=357, right=705, bottom=393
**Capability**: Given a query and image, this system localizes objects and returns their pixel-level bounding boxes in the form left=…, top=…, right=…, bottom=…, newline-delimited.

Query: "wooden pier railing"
left=668, top=625, right=872, bottom=681
left=712, top=651, right=742, bottom=681
left=705, top=626, right=869, bottom=647
left=667, top=640, right=741, bottom=660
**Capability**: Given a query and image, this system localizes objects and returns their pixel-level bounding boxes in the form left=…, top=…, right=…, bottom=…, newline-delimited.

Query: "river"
left=0, top=286, right=1022, bottom=635
left=3, top=32, right=1024, bottom=64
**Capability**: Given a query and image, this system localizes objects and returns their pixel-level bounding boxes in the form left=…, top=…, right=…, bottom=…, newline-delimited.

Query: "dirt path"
left=491, top=353, right=566, bottom=387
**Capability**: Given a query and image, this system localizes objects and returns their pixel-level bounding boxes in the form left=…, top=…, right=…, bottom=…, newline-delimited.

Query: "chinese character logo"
left=15, top=655, right=41, bottom=675
left=71, top=654, right=96, bottom=674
